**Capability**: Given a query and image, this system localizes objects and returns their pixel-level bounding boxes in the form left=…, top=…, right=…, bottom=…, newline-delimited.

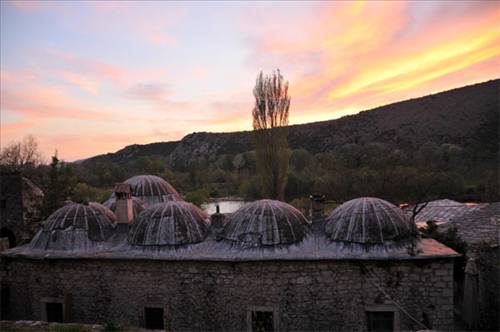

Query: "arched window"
left=0, top=228, right=16, bottom=248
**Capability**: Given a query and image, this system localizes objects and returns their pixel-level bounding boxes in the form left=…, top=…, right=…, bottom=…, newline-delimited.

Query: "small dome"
left=30, top=203, right=115, bottom=250
left=220, top=199, right=310, bottom=247
left=124, top=175, right=181, bottom=205
left=103, top=197, right=146, bottom=218
left=325, top=197, right=417, bottom=244
left=128, top=201, right=210, bottom=246
left=89, top=202, right=117, bottom=223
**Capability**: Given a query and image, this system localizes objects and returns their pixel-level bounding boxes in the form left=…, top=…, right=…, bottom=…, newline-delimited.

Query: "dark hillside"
left=170, top=79, right=499, bottom=167
left=81, top=79, right=498, bottom=168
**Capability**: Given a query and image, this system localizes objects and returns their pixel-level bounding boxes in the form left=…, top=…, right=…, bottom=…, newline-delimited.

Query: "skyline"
left=1, top=1, right=500, bottom=161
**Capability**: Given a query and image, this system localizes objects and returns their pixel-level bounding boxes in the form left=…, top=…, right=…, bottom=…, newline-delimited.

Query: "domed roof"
left=30, top=203, right=116, bottom=250
left=325, top=197, right=417, bottom=244
left=128, top=201, right=210, bottom=246
left=103, top=196, right=146, bottom=218
left=119, top=175, right=181, bottom=206
left=89, top=202, right=117, bottom=223
left=220, top=199, right=310, bottom=247
left=126, top=174, right=181, bottom=203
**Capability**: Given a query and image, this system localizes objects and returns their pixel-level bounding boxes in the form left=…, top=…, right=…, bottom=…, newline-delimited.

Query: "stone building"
left=1, top=175, right=458, bottom=331
left=443, top=203, right=500, bottom=330
left=0, top=172, right=44, bottom=248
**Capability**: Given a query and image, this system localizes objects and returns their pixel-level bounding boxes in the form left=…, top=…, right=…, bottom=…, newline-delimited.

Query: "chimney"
left=114, top=183, right=133, bottom=224
left=209, top=211, right=226, bottom=239
left=310, top=193, right=326, bottom=232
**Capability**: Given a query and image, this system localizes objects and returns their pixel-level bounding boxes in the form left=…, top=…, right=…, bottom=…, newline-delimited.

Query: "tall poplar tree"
left=252, top=69, right=291, bottom=200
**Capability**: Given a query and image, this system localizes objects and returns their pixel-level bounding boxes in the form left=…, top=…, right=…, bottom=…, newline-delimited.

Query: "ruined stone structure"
left=444, top=203, right=500, bottom=331
left=1, top=175, right=458, bottom=331
left=0, top=172, right=43, bottom=248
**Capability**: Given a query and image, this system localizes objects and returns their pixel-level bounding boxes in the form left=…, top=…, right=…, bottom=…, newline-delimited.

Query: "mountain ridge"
left=82, top=79, right=499, bottom=168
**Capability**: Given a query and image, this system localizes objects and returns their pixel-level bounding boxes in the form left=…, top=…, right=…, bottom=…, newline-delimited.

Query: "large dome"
left=106, top=175, right=181, bottom=206
left=220, top=199, right=310, bottom=247
left=128, top=201, right=210, bottom=246
left=325, top=197, right=418, bottom=244
left=30, top=203, right=116, bottom=250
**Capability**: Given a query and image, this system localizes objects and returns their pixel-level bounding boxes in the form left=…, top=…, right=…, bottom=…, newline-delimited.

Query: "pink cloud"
left=1, top=120, right=37, bottom=136
left=84, top=1, right=183, bottom=47
left=2, top=85, right=113, bottom=121
left=7, top=0, right=49, bottom=11
left=241, top=1, right=500, bottom=122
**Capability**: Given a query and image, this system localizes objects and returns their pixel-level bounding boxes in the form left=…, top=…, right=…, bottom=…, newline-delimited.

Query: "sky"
left=1, top=1, right=500, bottom=161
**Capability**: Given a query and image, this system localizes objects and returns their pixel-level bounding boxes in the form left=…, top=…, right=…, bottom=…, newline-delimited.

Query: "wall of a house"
left=2, top=257, right=454, bottom=331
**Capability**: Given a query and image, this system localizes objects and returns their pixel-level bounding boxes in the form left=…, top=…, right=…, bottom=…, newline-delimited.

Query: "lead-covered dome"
left=105, top=175, right=181, bottom=207
left=89, top=202, right=117, bottom=223
left=220, top=199, right=310, bottom=247
left=30, top=203, right=116, bottom=250
left=325, top=197, right=417, bottom=244
left=128, top=201, right=210, bottom=246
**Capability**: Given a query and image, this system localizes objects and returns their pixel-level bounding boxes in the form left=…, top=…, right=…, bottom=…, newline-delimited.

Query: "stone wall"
left=477, top=245, right=499, bottom=330
left=0, top=172, right=23, bottom=247
left=1, top=258, right=454, bottom=331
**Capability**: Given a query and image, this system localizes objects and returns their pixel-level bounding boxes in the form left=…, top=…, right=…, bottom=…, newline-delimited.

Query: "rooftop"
left=406, top=199, right=485, bottom=226
left=442, top=202, right=500, bottom=246
left=3, top=235, right=457, bottom=261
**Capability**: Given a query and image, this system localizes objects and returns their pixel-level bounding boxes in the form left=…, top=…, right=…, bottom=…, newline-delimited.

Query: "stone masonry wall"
left=2, top=258, right=454, bottom=331
left=0, top=173, right=23, bottom=246
left=477, top=246, right=500, bottom=330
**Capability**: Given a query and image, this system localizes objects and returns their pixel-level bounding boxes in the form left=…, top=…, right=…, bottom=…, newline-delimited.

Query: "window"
left=1, top=286, right=10, bottom=319
left=144, top=307, right=164, bottom=330
left=251, top=311, right=274, bottom=332
left=247, top=306, right=278, bottom=332
left=367, top=311, right=395, bottom=332
left=0, top=199, right=6, bottom=210
left=45, top=302, right=63, bottom=323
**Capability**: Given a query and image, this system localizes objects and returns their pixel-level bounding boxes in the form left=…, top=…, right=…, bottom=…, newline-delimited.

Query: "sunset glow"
left=1, top=1, right=499, bottom=161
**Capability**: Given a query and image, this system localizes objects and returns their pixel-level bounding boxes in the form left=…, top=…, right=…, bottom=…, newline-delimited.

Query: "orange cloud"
left=244, top=2, right=500, bottom=122
left=2, top=85, right=112, bottom=121
left=1, top=120, right=37, bottom=137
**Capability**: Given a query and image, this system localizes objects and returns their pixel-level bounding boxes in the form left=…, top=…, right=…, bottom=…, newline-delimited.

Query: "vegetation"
left=421, top=221, right=468, bottom=254
left=1, top=134, right=498, bottom=221
left=1, top=81, right=498, bottom=218
left=252, top=69, right=291, bottom=200
left=0, top=134, right=43, bottom=171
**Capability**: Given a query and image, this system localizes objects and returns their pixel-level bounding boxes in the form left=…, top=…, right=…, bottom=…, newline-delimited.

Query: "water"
left=201, top=200, right=247, bottom=214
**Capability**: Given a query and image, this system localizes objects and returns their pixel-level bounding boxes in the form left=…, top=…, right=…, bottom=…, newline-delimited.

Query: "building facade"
left=1, top=176, right=458, bottom=331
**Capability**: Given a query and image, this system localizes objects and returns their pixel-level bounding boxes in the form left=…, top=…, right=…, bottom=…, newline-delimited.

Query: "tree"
left=232, top=154, right=245, bottom=180
left=41, top=152, right=74, bottom=218
left=0, top=134, right=43, bottom=171
left=252, top=69, right=291, bottom=200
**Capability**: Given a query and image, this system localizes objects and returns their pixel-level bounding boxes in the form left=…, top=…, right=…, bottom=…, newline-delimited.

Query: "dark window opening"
left=367, top=311, right=394, bottom=332
left=144, top=307, right=164, bottom=330
left=1, top=286, right=10, bottom=319
left=251, top=311, right=274, bottom=332
left=0, top=199, right=6, bottom=209
left=0, top=228, right=16, bottom=248
left=46, top=302, right=63, bottom=323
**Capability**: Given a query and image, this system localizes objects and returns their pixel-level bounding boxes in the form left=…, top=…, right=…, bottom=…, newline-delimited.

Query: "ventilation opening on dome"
left=144, top=307, right=164, bottom=330
left=247, top=306, right=277, bottom=332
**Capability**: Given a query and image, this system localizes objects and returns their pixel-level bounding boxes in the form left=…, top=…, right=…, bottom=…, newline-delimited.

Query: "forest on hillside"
left=3, top=138, right=498, bottom=219
left=1, top=80, right=498, bottom=216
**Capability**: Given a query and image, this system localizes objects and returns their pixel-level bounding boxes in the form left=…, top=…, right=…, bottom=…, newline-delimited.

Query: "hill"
left=83, top=79, right=499, bottom=168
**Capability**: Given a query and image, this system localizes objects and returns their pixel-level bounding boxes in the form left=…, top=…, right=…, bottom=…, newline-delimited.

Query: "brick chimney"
left=114, top=183, right=133, bottom=224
